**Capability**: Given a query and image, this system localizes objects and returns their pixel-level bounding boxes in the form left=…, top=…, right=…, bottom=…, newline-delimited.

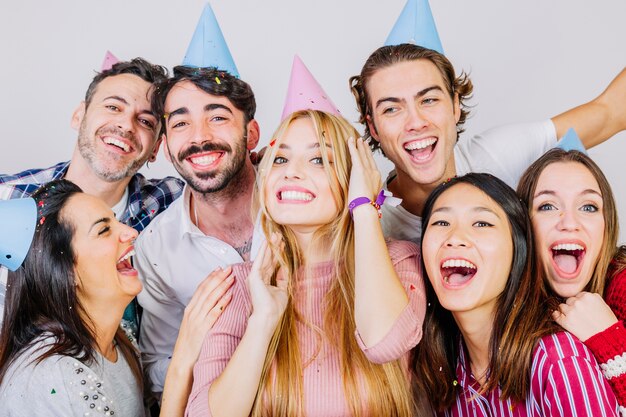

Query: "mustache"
left=178, top=142, right=232, bottom=161
left=96, top=126, right=139, bottom=149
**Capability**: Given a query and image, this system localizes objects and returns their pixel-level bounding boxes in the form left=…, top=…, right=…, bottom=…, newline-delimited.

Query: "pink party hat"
left=101, top=51, right=119, bottom=71
left=281, top=55, right=340, bottom=121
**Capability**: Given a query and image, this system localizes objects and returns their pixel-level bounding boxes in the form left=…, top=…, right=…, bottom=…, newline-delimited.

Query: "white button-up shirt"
left=135, top=186, right=263, bottom=396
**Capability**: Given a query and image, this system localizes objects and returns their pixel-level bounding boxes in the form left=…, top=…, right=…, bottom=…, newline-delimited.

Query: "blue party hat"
left=0, top=198, right=37, bottom=271
left=384, top=0, right=444, bottom=54
left=556, top=128, right=587, bottom=154
left=182, top=3, right=240, bottom=77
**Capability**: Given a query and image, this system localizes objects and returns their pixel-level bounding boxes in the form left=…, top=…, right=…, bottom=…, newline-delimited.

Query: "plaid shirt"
left=0, top=161, right=184, bottom=232
left=0, top=161, right=184, bottom=340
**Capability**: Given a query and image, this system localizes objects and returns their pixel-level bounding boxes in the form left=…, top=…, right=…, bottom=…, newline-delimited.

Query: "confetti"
left=269, top=139, right=277, bottom=147
left=452, top=380, right=458, bottom=386
left=215, top=76, right=221, bottom=85
left=409, top=284, right=416, bottom=291
left=51, top=389, right=56, bottom=394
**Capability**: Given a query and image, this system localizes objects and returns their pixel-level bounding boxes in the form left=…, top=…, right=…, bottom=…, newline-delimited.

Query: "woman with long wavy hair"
left=413, top=173, right=619, bottom=416
left=517, top=148, right=626, bottom=411
left=186, top=109, right=425, bottom=417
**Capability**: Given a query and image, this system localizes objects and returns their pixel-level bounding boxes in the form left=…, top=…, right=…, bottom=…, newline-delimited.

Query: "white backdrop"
left=0, top=0, right=624, bottom=243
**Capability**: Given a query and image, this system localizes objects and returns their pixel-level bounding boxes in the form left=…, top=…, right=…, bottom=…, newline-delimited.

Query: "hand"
left=347, top=137, right=382, bottom=205
left=247, top=235, right=288, bottom=329
left=552, top=292, right=619, bottom=341
left=250, top=146, right=267, bottom=165
left=173, top=266, right=235, bottom=367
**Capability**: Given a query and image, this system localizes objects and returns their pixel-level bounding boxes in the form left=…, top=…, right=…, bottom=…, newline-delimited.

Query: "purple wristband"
left=348, top=197, right=371, bottom=217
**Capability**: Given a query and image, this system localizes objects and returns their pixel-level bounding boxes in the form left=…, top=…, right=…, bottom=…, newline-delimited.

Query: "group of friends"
left=0, top=1, right=625, bottom=416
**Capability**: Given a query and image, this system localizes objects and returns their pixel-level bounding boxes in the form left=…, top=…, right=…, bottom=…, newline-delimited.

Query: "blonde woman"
left=186, top=110, right=425, bottom=417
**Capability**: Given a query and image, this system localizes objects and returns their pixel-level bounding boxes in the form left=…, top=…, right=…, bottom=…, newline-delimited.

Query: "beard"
left=77, top=122, right=148, bottom=183
left=170, top=136, right=248, bottom=196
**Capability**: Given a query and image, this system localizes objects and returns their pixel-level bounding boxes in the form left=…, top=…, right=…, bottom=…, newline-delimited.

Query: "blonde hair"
left=251, top=110, right=415, bottom=416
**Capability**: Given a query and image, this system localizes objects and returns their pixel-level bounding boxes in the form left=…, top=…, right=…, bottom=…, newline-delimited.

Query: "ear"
left=366, top=114, right=380, bottom=143
left=453, top=93, right=461, bottom=124
left=162, top=135, right=172, bottom=163
left=245, top=119, right=260, bottom=150
left=150, top=134, right=164, bottom=162
left=71, top=102, right=86, bottom=131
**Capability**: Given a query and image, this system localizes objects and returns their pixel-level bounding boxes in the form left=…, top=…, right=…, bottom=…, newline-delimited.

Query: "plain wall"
left=0, top=0, right=624, bottom=243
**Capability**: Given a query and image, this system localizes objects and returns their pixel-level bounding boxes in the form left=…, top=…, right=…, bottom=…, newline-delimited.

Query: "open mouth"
left=441, top=259, right=477, bottom=287
left=103, top=136, right=133, bottom=153
left=187, top=152, right=223, bottom=168
left=550, top=243, right=585, bottom=277
left=116, top=248, right=136, bottom=274
left=277, top=190, right=315, bottom=203
left=404, top=137, right=437, bottom=162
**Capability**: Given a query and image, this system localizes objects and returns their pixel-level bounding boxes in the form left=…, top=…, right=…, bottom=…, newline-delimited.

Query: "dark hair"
left=84, top=57, right=168, bottom=109
left=517, top=148, right=620, bottom=296
left=349, top=44, right=473, bottom=153
left=152, top=66, right=257, bottom=137
left=0, top=180, right=142, bottom=386
left=413, top=173, right=556, bottom=410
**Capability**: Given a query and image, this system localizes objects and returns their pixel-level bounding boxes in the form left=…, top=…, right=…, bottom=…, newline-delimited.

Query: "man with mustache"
left=134, top=65, right=262, bottom=400
left=0, top=58, right=183, bottom=337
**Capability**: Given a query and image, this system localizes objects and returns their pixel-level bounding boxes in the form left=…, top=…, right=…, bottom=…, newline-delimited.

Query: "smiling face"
left=72, top=74, right=159, bottom=182
left=163, top=80, right=255, bottom=194
left=366, top=59, right=460, bottom=187
left=531, top=162, right=605, bottom=297
left=64, top=193, right=141, bottom=306
left=264, top=116, right=339, bottom=234
left=422, top=183, right=513, bottom=315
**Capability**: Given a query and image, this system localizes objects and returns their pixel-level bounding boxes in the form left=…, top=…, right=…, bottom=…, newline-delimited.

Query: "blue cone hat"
left=182, top=3, right=240, bottom=77
left=384, top=0, right=444, bottom=54
left=556, top=128, right=587, bottom=154
left=0, top=198, right=37, bottom=271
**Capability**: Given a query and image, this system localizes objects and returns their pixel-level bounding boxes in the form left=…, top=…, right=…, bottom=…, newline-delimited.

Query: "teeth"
left=405, top=138, right=437, bottom=151
left=552, top=243, right=584, bottom=251
left=442, top=259, right=477, bottom=269
left=118, top=249, right=135, bottom=263
left=280, top=191, right=314, bottom=201
left=104, top=137, right=130, bottom=152
left=190, top=154, right=219, bottom=166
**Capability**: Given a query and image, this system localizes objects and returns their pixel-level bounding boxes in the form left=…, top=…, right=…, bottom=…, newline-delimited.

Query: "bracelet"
left=348, top=190, right=387, bottom=218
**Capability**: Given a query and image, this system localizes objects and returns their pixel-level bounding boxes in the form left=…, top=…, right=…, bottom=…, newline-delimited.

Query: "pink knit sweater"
left=186, top=239, right=425, bottom=416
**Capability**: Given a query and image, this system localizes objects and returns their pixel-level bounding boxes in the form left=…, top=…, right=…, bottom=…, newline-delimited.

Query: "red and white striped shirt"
left=441, top=332, right=619, bottom=417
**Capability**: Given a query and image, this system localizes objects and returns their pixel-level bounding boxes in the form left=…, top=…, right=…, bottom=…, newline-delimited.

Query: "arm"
left=552, top=67, right=626, bottom=148
left=186, top=239, right=288, bottom=417
left=348, top=137, right=421, bottom=349
left=159, top=267, right=235, bottom=417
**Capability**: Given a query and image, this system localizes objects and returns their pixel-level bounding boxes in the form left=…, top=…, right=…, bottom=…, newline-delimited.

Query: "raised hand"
left=552, top=291, right=619, bottom=341
left=247, top=235, right=288, bottom=329
left=347, top=136, right=382, bottom=205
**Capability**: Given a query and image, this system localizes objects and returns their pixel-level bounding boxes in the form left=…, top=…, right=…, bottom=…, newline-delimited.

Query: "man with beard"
left=134, top=65, right=262, bottom=400
left=0, top=58, right=183, bottom=337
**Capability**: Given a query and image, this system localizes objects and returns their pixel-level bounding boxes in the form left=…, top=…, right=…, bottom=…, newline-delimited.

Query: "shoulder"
left=0, top=162, right=68, bottom=197
left=136, top=195, right=184, bottom=245
left=386, top=239, right=420, bottom=263
left=534, top=331, right=596, bottom=367
left=131, top=173, right=184, bottom=199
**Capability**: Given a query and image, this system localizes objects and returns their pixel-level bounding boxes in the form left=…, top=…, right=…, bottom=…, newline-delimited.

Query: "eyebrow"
left=534, top=189, right=602, bottom=199
left=431, top=206, right=502, bottom=218
left=374, top=86, right=444, bottom=109
left=166, top=103, right=234, bottom=121
left=278, top=142, right=332, bottom=150
left=89, top=217, right=111, bottom=234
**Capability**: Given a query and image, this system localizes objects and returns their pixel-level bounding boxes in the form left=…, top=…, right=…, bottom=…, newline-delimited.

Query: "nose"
left=119, top=223, right=139, bottom=243
left=193, top=119, right=215, bottom=144
left=115, top=111, right=135, bottom=133
left=444, top=225, right=470, bottom=248
left=557, top=208, right=581, bottom=232
left=283, top=160, right=304, bottom=180
left=404, top=104, right=428, bottom=133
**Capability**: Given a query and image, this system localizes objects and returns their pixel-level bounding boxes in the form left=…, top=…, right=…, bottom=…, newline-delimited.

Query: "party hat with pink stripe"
left=281, top=55, right=341, bottom=121
left=101, top=50, right=119, bottom=71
